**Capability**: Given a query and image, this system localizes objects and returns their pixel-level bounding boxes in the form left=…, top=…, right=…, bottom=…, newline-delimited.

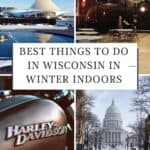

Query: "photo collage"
left=0, top=0, right=150, bottom=150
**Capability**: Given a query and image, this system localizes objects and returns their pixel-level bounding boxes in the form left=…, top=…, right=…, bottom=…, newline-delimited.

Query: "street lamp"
left=140, top=6, right=146, bottom=13
left=138, top=2, right=149, bottom=14
left=46, top=15, right=50, bottom=19
left=94, top=129, right=98, bottom=150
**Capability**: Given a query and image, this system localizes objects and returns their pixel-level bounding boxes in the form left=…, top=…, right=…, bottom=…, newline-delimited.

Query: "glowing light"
left=140, top=6, right=146, bottom=12
left=103, top=11, right=106, bottom=16
left=0, top=35, right=8, bottom=42
left=46, top=16, right=50, bottom=19
left=81, top=0, right=86, bottom=8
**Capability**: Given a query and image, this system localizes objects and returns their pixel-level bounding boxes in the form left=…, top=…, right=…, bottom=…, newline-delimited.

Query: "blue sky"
left=0, top=0, right=74, bottom=12
left=86, top=90, right=137, bottom=131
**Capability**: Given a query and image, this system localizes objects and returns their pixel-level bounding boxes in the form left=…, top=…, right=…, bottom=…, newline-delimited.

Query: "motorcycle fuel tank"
left=0, top=95, right=68, bottom=150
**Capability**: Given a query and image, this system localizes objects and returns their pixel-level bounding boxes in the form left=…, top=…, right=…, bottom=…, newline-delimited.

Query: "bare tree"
left=84, top=111, right=100, bottom=150
left=77, top=90, right=103, bottom=150
left=76, top=91, right=95, bottom=149
left=130, top=76, right=150, bottom=150
left=132, top=76, right=150, bottom=115
left=128, top=117, right=145, bottom=150
left=89, top=121, right=104, bottom=150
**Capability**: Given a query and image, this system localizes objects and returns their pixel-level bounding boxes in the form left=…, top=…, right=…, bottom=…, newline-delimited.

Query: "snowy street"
left=0, top=24, right=68, bottom=30
left=77, top=28, right=150, bottom=74
left=82, top=147, right=139, bottom=150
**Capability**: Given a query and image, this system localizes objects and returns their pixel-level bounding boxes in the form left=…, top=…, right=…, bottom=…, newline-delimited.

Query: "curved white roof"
left=31, top=0, right=60, bottom=12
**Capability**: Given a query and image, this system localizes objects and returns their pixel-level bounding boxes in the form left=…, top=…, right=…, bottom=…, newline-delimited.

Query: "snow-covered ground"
left=0, top=59, right=11, bottom=68
left=101, top=147, right=139, bottom=150
left=0, top=59, right=12, bottom=74
left=90, top=145, right=139, bottom=150
left=0, top=24, right=68, bottom=30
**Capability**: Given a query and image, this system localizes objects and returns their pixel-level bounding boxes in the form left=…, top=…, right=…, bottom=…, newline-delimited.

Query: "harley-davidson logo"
left=6, top=121, right=68, bottom=146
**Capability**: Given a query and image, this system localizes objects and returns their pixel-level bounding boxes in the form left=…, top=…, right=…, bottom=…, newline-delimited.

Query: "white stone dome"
left=103, top=100, right=123, bottom=129
left=105, top=100, right=122, bottom=120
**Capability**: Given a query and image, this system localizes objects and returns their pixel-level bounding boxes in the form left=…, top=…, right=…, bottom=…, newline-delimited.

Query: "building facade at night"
left=76, top=0, right=148, bottom=30
left=102, top=100, right=127, bottom=148
left=77, top=0, right=97, bottom=26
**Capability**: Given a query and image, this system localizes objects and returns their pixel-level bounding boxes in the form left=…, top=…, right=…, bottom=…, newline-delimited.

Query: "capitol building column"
left=117, top=132, right=119, bottom=144
left=119, top=132, right=121, bottom=143
left=109, top=132, right=111, bottom=143
left=110, top=132, right=112, bottom=143
left=115, top=132, right=117, bottom=145
left=112, top=132, right=114, bottom=144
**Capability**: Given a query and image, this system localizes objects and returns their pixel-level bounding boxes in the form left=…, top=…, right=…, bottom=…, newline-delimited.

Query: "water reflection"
left=36, top=33, right=52, bottom=43
left=0, top=31, right=73, bottom=57
left=0, top=30, right=73, bottom=74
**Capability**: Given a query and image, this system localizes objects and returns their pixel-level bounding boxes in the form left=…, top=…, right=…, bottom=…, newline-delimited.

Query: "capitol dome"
left=103, top=99, right=123, bottom=129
